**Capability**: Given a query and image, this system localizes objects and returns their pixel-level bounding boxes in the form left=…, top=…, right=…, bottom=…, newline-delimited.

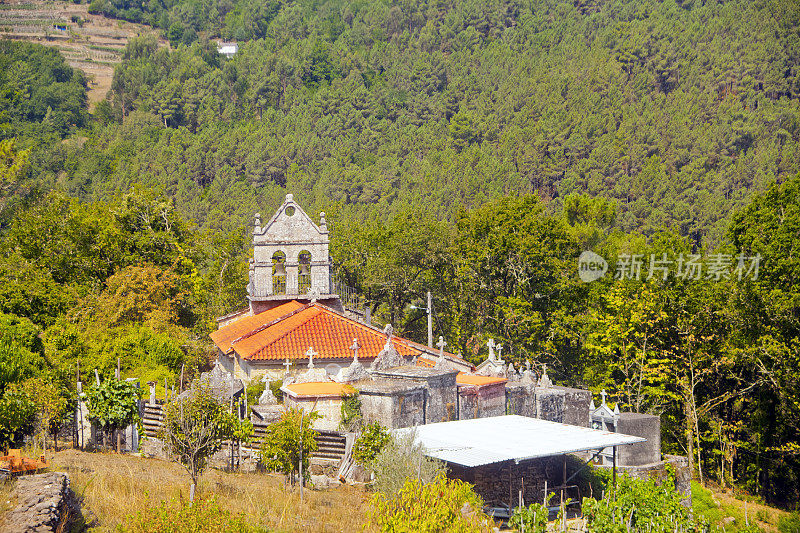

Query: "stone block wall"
left=557, top=386, right=591, bottom=427
left=617, top=454, right=691, bottom=507
left=423, top=372, right=458, bottom=423
left=536, top=388, right=565, bottom=423
left=505, top=384, right=535, bottom=418
left=457, top=382, right=506, bottom=420
left=447, top=457, right=566, bottom=508
left=283, top=396, right=343, bottom=431
left=616, top=413, right=661, bottom=466
left=3, top=472, right=84, bottom=533
left=358, top=387, right=425, bottom=428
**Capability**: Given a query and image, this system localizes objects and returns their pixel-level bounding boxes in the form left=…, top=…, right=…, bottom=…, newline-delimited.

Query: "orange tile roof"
left=284, top=382, right=357, bottom=398
left=210, top=301, right=305, bottom=354
left=456, top=373, right=508, bottom=387
left=211, top=301, right=469, bottom=366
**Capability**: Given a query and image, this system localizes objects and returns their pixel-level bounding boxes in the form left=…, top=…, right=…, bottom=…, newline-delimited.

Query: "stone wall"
left=368, top=367, right=459, bottom=424
left=557, top=386, right=592, bottom=427
left=2, top=472, right=84, bottom=533
left=535, top=387, right=565, bottom=422
left=283, top=396, right=343, bottom=431
left=457, top=382, right=506, bottom=420
left=448, top=457, right=567, bottom=508
left=357, top=379, right=426, bottom=428
left=616, top=413, right=661, bottom=466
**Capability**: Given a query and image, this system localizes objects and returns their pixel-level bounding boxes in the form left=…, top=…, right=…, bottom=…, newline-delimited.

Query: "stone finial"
left=497, top=344, right=504, bottom=363
left=506, top=362, right=519, bottom=381
left=437, top=336, right=447, bottom=356
left=319, top=212, right=327, bottom=231
left=613, top=402, right=620, bottom=417
left=253, top=212, right=261, bottom=234
left=258, top=383, right=278, bottom=405
left=539, top=364, right=552, bottom=388
left=383, top=323, right=394, bottom=339
left=486, top=338, right=496, bottom=362
left=307, top=286, right=321, bottom=303
left=600, top=389, right=608, bottom=407
left=590, top=399, right=596, bottom=411
left=350, top=338, right=361, bottom=363
left=306, top=346, right=317, bottom=368
left=286, top=193, right=294, bottom=202
left=525, top=359, right=531, bottom=372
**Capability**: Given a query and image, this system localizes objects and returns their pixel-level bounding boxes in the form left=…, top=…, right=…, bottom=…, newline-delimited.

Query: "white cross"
left=525, top=359, right=531, bottom=372
left=436, top=336, right=447, bottom=357
left=283, top=357, right=292, bottom=373
left=600, top=389, right=607, bottom=406
left=350, top=338, right=361, bottom=363
left=486, top=338, right=496, bottom=361
left=497, top=344, right=504, bottom=361
left=306, top=346, right=318, bottom=369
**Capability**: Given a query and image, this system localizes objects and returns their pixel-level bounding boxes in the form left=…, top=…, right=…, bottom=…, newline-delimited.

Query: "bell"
left=299, top=263, right=310, bottom=276
left=273, top=262, right=286, bottom=276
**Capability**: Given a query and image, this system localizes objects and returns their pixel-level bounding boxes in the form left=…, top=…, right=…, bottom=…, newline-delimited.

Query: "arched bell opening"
left=298, top=250, right=312, bottom=294
left=272, top=250, right=286, bottom=295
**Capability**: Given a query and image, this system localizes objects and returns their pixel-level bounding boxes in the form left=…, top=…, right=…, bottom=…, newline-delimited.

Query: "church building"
left=211, top=194, right=471, bottom=381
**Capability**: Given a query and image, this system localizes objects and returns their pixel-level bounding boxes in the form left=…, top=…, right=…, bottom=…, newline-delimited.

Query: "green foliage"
left=367, top=472, right=494, bottom=532
left=160, top=384, right=251, bottom=486
left=583, top=471, right=706, bottom=533
left=509, top=501, right=549, bottom=533
left=118, top=496, right=263, bottom=533
left=370, top=430, right=446, bottom=497
left=353, top=421, right=390, bottom=466
left=778, top=512, right=800, bottom=533
left=258, top=407, right=319, bottom=483
left=0, top=313, right=46, bottom=393
left=85, top=378, right=141, bottom=438
left=0, top=386, right=35, bottom=450
left=339, top=392, right=362, bottom=431
left=244, top=379, right=265, bottom=411
left=7, top=377, right=69, bottom=450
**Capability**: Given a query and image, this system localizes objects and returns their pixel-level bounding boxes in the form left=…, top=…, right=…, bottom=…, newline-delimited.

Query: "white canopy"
left=393, top=415, right=645, bottom=467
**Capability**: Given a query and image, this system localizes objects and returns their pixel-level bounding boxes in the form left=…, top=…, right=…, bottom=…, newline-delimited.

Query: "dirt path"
left=0, top=0, right=168, bottom=109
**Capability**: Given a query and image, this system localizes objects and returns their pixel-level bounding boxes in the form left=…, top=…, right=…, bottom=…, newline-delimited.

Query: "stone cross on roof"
left=486, top=339, right=496, bottom=362
left=383, top=323, right=394, bottom=338
left=306, top=286, right=321, bottom=303
left=497, top=344, right=504, bottom=362
left=525, top=359, right=531, bottom=371
left=350, top=338, right=361, bottom=363
left=283, top=357, right=292, bottom=374
left=437, top=336, right=447, bottom=357
left=600, top=389, right=607, bottom=406
left=306, top=346, right=318, bottom=369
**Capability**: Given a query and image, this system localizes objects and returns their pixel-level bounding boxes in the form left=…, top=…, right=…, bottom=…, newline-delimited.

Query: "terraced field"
left=0, top=0, right=166, bottom=108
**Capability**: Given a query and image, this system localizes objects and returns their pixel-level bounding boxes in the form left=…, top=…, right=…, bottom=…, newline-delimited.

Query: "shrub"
left=367, top=472, right=494, bottom=532
left=353, top=422, right=390, bottom=465
left=0, top=387, right=35, bottom=450
left=85, top=377, right=141, bottom=452
left=509, top=501, right=549, bottom=533
left=340, top=392, right=362, bottom=431
left=370, top=429, right=446, bottom=496
left=583, top=469, right=709, bottom=532
left=117, top=496, right=263, bottom=532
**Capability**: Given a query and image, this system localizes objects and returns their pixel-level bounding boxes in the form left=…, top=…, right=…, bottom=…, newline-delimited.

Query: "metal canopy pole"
left=612, top=446, right=617, bottom=494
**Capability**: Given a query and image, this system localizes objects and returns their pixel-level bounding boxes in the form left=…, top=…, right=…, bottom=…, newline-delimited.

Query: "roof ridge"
left=231, top=302, right=313, bottom=346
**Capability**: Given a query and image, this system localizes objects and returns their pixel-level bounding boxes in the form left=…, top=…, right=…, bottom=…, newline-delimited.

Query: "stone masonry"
left=2, top=472, right=84, bottom=533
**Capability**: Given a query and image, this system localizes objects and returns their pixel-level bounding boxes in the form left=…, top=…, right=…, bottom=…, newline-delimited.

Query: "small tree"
left=160, top=384, right=252, bottom=501
left=259, top=407, right=319, bottom=485
left=85, top=378, right=141, bottom=452
left=7, top=378, right=69, bottom=452
left=0, top=387, right=35, bottom=451
left=353, top=421, right=391, bottom=466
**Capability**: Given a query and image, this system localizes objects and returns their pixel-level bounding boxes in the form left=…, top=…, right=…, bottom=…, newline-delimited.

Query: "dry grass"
left=0, top=477, right=17, bottom=519
left=51, top=449, right=373, bottom=532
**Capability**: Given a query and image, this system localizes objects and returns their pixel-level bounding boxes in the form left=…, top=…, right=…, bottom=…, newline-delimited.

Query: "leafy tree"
left=7, top=377, right=69, bottom=452
left=258, top=407, right=319, bottom=484
left=85, top=377, right=141, bottom=453
left=160, top=384, right=251, bottom=500
left=0, top=387, right=35, bottom=451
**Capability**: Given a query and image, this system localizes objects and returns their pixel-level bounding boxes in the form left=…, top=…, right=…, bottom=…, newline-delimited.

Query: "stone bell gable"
left=248, top=194, right=341, bottom=314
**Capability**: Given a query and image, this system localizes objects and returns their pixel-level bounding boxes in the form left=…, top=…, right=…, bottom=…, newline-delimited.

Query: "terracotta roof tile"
left=210, top=301, right=305, bottom=353
left=211, top=302, right=469, bottom=366
left=284, top=382, right=357, bottom=398
left=456, top=373, right=508, bottom=387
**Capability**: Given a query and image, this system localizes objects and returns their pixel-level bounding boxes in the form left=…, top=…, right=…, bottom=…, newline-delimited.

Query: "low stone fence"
left=1, top=472, right=84, bottom=533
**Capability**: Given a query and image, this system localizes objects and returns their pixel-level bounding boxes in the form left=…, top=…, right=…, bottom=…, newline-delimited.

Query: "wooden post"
left=180, top=364, right=185, bottom=393
left=116, top=357, right=121, bottom=380
left=299, top=409, right=304, bottom=503
left=164, top=377, right=168, bottom=402
left=94, top=369, right=100, bottom=386
left=612, top=446, right=617, bottom=494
